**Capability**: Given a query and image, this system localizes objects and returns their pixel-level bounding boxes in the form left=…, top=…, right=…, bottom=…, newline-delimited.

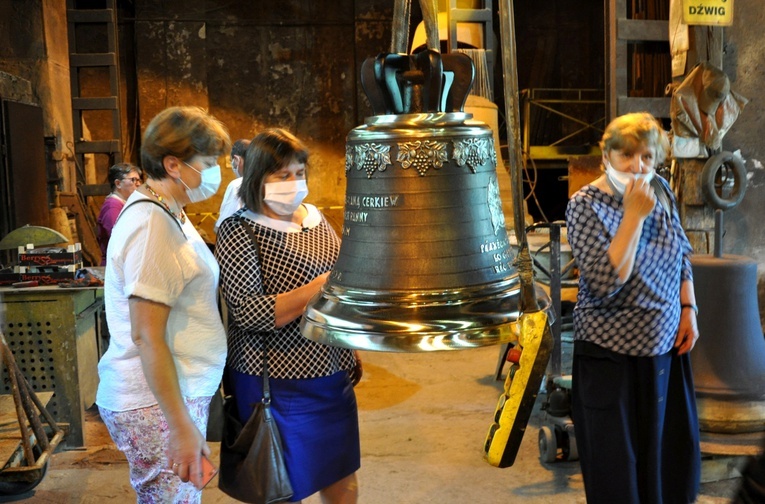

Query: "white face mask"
left=181, top=162, right=221, bottom=203
left=605, top=160, right=654, bottom=196
left=264, top=179, right=309, bottom=216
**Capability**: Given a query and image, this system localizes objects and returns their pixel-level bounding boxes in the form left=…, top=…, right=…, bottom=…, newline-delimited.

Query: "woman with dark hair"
left=96, top=162, right=142, bottom=265
left=566, top=112, right=700, bottom=503
left=215, top=128, right=360, bottom=504
left=96, top=106, right=231, bottom=502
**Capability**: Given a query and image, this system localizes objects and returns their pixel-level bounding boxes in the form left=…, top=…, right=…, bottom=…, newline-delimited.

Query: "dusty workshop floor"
left=5, top=341, right=749, bottom=503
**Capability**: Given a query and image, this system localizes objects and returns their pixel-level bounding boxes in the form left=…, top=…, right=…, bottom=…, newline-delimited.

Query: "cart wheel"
left=563, top=429, right=579, bottom=461
left=0, top=461, right=48, bottom=496
left=0, top=446, right=49, bottom=496
left=538, top=426, right=557, bottom=463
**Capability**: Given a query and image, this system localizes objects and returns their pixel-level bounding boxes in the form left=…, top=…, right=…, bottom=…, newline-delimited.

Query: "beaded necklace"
left=145, top=183, right=186, bottom=224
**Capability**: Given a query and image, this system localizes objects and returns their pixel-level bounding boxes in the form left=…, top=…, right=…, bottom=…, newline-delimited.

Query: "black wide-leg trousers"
left=572, top=341, right=701, bottom=504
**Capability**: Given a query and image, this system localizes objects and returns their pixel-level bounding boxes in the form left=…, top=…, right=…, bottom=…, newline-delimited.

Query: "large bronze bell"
left=690, top=167, right=765, bottom=434
left=692, top=254, right=765, bottom=433
left=300, top=1, right=548, bottom=352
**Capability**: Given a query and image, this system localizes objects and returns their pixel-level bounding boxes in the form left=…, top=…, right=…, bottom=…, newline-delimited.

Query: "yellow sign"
left=683, top=0, right=734, bottom=26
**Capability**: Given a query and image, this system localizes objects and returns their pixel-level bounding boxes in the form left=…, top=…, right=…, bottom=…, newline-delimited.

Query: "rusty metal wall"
left=721, top=1, right=765, bottom=256
left=130, top=0, right=393, bottom=239
left=717, top=1, right=765, bottom=323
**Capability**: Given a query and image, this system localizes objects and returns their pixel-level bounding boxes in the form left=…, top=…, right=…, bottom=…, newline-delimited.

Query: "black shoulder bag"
left=218, top=218, right=293, bottom=504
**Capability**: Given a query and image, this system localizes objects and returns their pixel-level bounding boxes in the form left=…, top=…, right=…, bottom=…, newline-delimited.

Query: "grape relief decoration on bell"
left=397, top=140, right=448, bottom=176
left=347, top=143, right=392, bottom=178
left=453, top=136, right=496, bottom=173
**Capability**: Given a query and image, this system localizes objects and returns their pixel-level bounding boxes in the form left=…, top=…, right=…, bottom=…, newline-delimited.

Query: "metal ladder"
left=444, top=0, right=495, bottom=98
left=66, top=0, right=123, bottom=196
left=605, top=0, right=671, bottom=121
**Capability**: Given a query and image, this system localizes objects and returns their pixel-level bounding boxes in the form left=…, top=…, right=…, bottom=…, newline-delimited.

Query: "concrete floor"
left=5, top=342, right=748, bottom=503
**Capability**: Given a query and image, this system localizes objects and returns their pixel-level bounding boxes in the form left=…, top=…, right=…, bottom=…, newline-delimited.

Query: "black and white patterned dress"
left=215, top=205, right=356, bottom=378
left=216, top=204, right=360, bottom=499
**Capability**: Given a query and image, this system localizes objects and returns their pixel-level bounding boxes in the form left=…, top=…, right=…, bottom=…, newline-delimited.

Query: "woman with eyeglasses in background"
left=96, top=162, right=142, bottom=266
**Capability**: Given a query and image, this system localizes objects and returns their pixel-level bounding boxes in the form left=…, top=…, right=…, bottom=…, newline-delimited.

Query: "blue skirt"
left=229, top=369, right=360, bottom=501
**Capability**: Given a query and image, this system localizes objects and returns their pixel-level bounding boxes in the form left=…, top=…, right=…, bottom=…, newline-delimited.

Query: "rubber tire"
left=538, top=426, right=557, bottom=463
left=563, top=430, right=579, bottom=461
left=701, top=151, right=747, bottom=210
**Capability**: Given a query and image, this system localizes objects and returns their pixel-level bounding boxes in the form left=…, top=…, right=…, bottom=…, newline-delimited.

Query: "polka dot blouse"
left=565, top=179, right=693, bottom=356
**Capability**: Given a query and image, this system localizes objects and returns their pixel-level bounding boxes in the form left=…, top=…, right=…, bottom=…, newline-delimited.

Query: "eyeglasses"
left=121, top=177, right=141, bottom=185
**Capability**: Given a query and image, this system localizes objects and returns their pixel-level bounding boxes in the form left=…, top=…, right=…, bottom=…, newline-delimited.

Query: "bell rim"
left=300, top=281, right=551, bottom=352
left=300, top=321, right=519, bottom=352
left=316, top=275, right=520, bottom=305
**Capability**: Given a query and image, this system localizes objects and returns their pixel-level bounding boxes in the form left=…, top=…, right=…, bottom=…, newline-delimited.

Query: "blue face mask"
left=181, top=162, right=221, bottom=203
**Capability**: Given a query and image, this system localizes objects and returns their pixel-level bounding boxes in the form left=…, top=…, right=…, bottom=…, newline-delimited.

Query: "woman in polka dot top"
left=565, top=112, right=700, bottom=503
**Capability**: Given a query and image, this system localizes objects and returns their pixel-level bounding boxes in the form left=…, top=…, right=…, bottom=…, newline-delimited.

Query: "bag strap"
left=119, top=198, right=187, bottom=239
left=239, top=217, right=262, bottom=259
left=650, top=176, right=673, bottom=219
left=261, top=333, right=271, bottom=405
left=238, top=217, right=271, bottom=404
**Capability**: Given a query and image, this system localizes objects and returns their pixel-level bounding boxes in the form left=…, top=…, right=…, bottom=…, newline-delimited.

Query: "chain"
left=144, top=183, right=186, bottom=224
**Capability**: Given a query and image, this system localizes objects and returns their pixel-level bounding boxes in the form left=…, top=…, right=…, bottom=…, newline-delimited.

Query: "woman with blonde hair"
left=96, top=106, right=231, bottom=502
left=566, top=112, right=700, bottom=503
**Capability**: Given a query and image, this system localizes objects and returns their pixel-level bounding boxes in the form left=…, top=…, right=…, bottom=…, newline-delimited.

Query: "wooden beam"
left=617, top=19, right=669, bottom=41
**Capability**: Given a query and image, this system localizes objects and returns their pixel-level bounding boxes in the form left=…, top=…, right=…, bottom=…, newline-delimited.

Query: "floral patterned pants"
left=99, top=396, right=212, bottom=504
